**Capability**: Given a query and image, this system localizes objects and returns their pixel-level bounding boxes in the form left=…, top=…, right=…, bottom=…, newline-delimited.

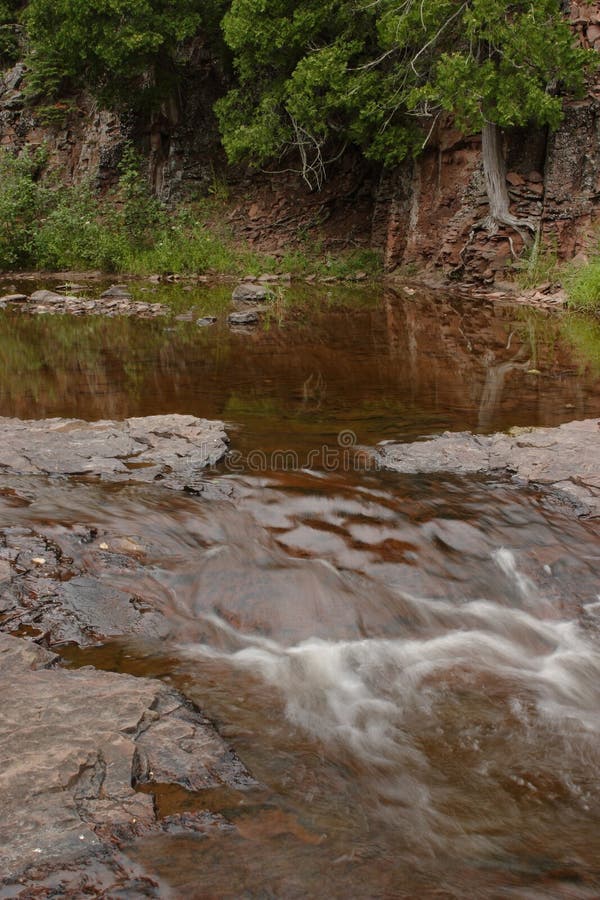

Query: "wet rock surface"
left=0, top=414, right=229, bottom=490
left=0, top=288, right=167, bottom=318
left=0, top=633, right=256, bottom=891
left=228, top=309, right=261, bottom=327
left=379, top=418, right=600, bottom=516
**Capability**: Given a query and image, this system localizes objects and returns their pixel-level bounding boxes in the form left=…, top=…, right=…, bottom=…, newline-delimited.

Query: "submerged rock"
left=378, top=418, right=600, bottom=517
left=0, top=634, right=256, bottom=884
left=0, top=414, right=229, bottom=489
left=228, top=310, right=260, bottom=327
left=101, top=284, right=133, bottom=300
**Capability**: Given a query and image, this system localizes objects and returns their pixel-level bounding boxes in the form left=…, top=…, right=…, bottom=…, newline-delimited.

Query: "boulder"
left=0, top=293, right=28, bottom=303
left=231, top=283, right=271, bottom=303
left=30, top=289, right=68, bottom=305
left=101, top=284, right=132, bottom=300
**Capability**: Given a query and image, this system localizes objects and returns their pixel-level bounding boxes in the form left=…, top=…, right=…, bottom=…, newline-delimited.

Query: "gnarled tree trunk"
left=481, top=121, right=537, bottom=246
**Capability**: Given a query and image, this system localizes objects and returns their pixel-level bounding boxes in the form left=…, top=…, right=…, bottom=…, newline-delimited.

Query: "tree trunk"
left=481, top=121, right=536, bottom=245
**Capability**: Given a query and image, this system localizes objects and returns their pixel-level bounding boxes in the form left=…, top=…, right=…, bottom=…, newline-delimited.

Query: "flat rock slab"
left=0, top=414, right=229, bottom=491
left=0, top=634, right=256, bottom=882
left=378, top=418, right=600, bottom=517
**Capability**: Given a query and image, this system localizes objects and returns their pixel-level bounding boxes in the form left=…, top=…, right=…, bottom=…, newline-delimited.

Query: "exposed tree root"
left=458, top=122, right=539, bottom=270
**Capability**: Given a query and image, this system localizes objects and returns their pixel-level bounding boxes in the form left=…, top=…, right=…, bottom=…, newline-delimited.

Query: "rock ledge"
left=0, top=414, right=229, bottom=491
left=378, top=418, right=600, bottom=517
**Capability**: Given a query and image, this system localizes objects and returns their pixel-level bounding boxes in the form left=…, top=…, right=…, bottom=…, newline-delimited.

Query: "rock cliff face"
left=0, top=5, right=598, bottom=279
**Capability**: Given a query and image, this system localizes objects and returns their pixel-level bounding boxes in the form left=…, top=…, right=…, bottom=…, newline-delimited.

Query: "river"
left=2, top=280, right=600, bottom=897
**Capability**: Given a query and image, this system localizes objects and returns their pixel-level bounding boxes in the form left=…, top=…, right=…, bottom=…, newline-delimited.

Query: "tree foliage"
left=216, top=0, right=594, bottom=186
left=0, top=0, right=24, bottom=65
left=23, top=0, right=223, bottom=103
left=1, top=0, right=594, bottom=192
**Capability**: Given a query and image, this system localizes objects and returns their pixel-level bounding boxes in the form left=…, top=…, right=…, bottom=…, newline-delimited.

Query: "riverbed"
left=2, top=280, right=600, bottom=897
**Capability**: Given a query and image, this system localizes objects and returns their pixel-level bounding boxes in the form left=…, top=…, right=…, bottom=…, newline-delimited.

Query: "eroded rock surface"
left=0, top=633, right=256, bottom=889
left=379, top=418, right=600, bottom=516
left=0, top=414, right=229, bottom=490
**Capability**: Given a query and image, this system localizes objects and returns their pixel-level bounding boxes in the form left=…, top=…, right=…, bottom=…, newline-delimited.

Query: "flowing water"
left=2, top=280, right=600, bottom=897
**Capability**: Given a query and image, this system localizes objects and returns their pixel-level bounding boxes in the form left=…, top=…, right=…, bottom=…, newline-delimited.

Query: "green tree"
left=24, top=0, right=216, bottom=104
left=217, top=0, right=593, bottom=236
left=0, top=0, right=24, bottom=66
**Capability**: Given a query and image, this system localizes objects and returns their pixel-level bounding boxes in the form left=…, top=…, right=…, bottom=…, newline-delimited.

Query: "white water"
left=181, top=551, right=600, bottom=851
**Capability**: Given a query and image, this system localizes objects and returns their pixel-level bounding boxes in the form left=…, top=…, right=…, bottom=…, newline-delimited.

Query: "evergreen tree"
left=217, top=0, right=593, bottom=234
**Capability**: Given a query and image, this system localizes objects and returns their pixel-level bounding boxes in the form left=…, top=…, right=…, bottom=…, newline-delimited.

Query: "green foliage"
left=0, top=145, right=379, bottom=277
left=32, top=184, right=125, bottom=270
left=120, top=212, right=241, bottom=276
left=23, top=0, right=219, bottom=103
left=116, top=144, right=163, bottom=244
left=513, top=237, right=561, bottom=290
left=35, top=100, right=77, bottom=126
left=566, top=260, right=600, bottom=312
left=412, top=0, right=591, bottom=132
left=0, top=148, right=49, bottom=269
left=0, top=27, right=19, bottom=66
left=217, top=0, right=594, bottom=179
left=0, top=0, right=23, bottom=66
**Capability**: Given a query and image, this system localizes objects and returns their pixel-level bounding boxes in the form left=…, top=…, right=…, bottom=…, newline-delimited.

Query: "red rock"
left=528, top=171, right=544, bottom=184
left=506, top=172, right=525, bottom=186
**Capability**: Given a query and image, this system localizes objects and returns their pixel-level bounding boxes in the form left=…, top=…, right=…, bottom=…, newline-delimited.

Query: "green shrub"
left=0, top=143, right=384, bottom=277
left=32, top=185, right=126, bottom=271
left=566, top=260, right=600, bottom=312
left=0, top=148, right=49, bottom=269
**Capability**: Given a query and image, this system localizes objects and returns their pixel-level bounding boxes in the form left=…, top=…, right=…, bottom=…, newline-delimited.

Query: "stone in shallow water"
left=228, top=310, right=260, bottom=327
left=231, top=282, right=271, bottom=303
left=30, top=289, right=71, bottom=304
left=0, top=293, right=28, bottom=303
left=101, top=284, right=133, bottom=300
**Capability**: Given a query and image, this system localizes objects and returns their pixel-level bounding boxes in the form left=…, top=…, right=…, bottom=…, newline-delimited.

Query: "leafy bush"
left=566, top=260, right=600, bottom=312
left=0, top=142, right=383, bottom=277
left=32, top=185, right=126, bottom=271
left=0, top=148, right=49, bottom=269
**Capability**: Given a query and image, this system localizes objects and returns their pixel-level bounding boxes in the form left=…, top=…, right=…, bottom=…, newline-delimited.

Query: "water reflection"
left=0, top=287, right=599, bottom=455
